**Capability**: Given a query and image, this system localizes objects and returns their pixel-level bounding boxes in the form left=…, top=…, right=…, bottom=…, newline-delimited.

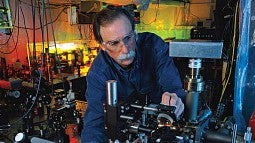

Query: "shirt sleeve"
left=81, top=70, right=108, bottom=143
left=154, top=36, right=187, bottom=100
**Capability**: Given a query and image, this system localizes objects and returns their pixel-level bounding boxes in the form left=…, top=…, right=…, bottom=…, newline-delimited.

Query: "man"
left=81, top=6, right=186, bottom=142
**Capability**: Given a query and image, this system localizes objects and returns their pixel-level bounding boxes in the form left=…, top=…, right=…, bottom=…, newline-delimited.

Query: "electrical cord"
left=219, top=0, right=239, bottom=103
left=0, top=0, right=42, bottom=132
left=19, top=0, right=31, bottom=59
left=13, top=6, right=68, bottom=31
left=46, top=0, right=68, bottom=95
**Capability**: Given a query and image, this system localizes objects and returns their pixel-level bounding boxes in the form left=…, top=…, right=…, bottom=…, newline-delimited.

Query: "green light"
left=136, top=25, right=193, bottom=40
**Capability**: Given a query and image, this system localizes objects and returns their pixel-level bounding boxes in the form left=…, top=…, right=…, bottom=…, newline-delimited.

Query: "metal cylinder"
left=188, top=59, right=202, bottom=79
left=186, top=91, right=199, bottom=122
left=204, top=131, right=232, bottom=143
left=106, top=80, right=118, bottom=107
left=184, top=76, right=204, bottom=92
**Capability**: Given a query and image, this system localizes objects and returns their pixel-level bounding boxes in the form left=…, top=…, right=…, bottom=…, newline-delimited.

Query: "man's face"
left=100, top=15, right=136, bottom=68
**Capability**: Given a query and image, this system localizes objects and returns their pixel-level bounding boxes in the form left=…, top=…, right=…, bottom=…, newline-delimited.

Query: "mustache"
left=117, top=50, right=136, bottom=61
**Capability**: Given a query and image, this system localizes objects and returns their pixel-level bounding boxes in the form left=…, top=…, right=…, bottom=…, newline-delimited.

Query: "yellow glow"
left=27, top=40, right=99, bottom=54
left=155, top=21, right=164, bottom=30
left=57, top=43, right=75, bottom=50
left=26, top=40, right=99, bottom=76
left=48, top=42, right=77, bottom=53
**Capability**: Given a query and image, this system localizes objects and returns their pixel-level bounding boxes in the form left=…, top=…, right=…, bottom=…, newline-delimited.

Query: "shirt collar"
left=112, top=51, right=138, bottom=73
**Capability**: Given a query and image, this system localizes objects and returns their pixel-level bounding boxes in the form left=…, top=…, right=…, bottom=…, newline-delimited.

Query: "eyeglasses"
left=102, top=31, right=135, bottom=52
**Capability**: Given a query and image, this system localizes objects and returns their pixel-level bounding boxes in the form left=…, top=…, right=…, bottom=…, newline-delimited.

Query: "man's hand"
left=161, top=92, right=184, bottom=118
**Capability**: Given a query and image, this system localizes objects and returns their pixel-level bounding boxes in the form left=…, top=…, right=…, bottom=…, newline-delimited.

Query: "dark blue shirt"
left=81, top=32, right=186, bottom=142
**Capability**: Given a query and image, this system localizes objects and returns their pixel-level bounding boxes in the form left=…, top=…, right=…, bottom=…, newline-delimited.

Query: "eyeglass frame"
left=101, top=30, right=136, bottom=52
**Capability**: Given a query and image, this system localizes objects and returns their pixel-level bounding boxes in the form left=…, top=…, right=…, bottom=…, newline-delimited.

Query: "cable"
left=19, top=0, right=31, bottom=58
left=0, top=0, right=43, bottom=130
left=19, top=0, right=71, bottom=9
left=46, top=0, right=68, bottom=96
left=219, top=0, right=239, bottom=103
left=44, top=0, right=52, bottom=83
left=78, top=25, right=83, bottom=39
left=32, top=0, right=36, bottom=60
left=13, top=6, right=68, bottom=31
